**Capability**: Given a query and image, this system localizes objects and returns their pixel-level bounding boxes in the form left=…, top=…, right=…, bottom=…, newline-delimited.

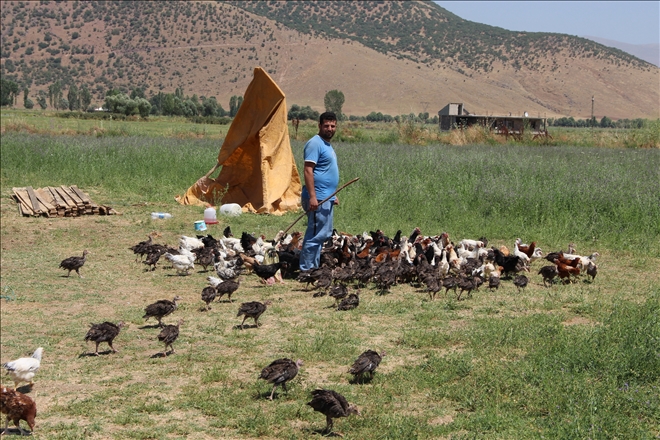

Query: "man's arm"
left=304, top=161, right=318, bottom=211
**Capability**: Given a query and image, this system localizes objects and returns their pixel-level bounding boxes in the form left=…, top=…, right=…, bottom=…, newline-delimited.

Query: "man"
left=299, top=112, right=339, bottom=272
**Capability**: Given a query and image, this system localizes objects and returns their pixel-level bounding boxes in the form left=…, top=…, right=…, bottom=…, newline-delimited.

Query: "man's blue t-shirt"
left=302, top=134, right=339, bottom=201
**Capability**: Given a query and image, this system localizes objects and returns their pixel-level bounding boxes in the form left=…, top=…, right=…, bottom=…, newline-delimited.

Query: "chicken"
left=2, top=347, right=43, bottom=389
left=554, top=259, right=580, bottom=283
left=349, top=350, right=385, bottom=383
left=307, top=389, right=360, bottom=436
left=538, top=265, right=559, bottom=287
left=237, top=300, right=273, bottom=329
left=59, top=249, right=89, bottom=278
left=143, top=296, right=182, bottom=327
left=259, top=358, right=303, bottom=400
left=252, top=261, right=289, bottom=285
left=490, top=248, right=526, bottom=277
left=85, top=321, right=125, bottom=355
left=515, top=238, right=537, bottom=259
left=157, top=319, right=183, bottom=356
left=586, top=261, right=598, bottom=281
left=337, top=292, right=359, bottom=311
left=513, top=274, right=529, bottom=292
left=215, top=277, right=241, bottom=302
left=164, top=251, right=195, bottom=275
left=201, top=286, right=217, bottom=311
left=0, top=387, right=36, bottom=436
left=513, top=242, right=531, bottom=265
left=179, top=235, right=204, bottom=251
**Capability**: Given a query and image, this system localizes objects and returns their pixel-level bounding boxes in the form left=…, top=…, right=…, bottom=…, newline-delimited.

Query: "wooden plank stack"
left=11, top=186, right=118, bottom=217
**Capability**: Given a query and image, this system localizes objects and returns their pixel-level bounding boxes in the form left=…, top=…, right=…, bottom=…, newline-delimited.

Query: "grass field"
left=1, top=118, right=659, bottom=439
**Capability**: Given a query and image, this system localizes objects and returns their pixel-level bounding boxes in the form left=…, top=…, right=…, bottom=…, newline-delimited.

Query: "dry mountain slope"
left=0, top=0, right=657, bottom=119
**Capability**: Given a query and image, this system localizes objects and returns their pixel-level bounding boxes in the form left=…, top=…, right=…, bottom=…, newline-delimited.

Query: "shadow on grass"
left=78, top=350, right=117, bottom=358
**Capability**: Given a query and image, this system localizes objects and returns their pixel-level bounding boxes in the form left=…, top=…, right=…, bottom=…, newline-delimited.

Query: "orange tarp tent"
left=176, top=67, right=302, bottom=215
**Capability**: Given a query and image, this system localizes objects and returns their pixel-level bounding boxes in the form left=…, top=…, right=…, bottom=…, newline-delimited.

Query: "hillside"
left=1, top=0, right=658, bottom=119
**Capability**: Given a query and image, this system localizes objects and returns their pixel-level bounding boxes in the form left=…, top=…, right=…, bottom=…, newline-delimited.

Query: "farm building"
left=438, top=102, right=547, bottom=135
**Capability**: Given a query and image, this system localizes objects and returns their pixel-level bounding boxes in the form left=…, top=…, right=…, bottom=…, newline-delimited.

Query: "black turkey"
left=259, top=358, right=303, bottom=400
left=59, top=250, right=89, bottom=278
left=215, top=278, right=241, bottom=302
left=237, top=300, right=272, bottom=329
left=307, top=389, right=360, bottom=436
left=349, top=350, right=385, bottom=383
left=157, top=319, right=183, bottom=356
left=85, top=321, right=125, bottom=355
left=201, top=286, right=216, bottom=311
left=143, top=296, right=182, bottom=327
left=337, top=293, right=359, bottom=311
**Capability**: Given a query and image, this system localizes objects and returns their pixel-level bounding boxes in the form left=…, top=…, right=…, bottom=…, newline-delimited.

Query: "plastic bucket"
left=194, top=220, right=207, bottom=231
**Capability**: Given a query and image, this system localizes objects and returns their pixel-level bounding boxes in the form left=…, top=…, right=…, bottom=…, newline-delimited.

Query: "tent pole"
left=204, top=163, right=221, bottom=179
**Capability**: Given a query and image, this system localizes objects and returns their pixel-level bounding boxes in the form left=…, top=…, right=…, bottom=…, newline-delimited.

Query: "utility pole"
left=591, top=95, right=595, bottom=127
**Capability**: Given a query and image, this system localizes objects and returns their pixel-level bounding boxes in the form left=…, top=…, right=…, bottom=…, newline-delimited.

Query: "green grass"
left=0, top=125, right=658, bottom=438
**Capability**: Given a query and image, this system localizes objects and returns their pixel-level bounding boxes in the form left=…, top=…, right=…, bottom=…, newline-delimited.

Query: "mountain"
left=1, top=0, right=658, bottom=119
left=582, top=36, right=659, bottom=68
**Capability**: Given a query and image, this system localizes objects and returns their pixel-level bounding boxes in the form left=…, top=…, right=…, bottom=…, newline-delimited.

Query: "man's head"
left=318, top=111, right=337, bottom=141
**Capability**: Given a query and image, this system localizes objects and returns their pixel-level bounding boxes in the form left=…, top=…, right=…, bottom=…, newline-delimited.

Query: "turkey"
left=201, top=286, right=217, bottom=311
left=513, top=274, right=529, bottom=292
left=157, top=319, right=183, bottom=356
left=337, top=292, right=359, bottom=311
left=538, top=265, right=559, bottom=287
left=328, top=283, right=349, bottom=305
left=215, top=277, right=241, bottom=303
left=143, top=296, right=182, bottom=327
left=85, top=321, right=125, bottom=355
left=259, top=358, right=303, bottom=400
left=2, top=347, right=43, bottom=390
left=59, top=250, right=89, bottom=278
left=129, top=235, right=153, bottom=262
left=237, top=300, right=273, bottom=329
left=307, top=389, right=360, bottom=436
left=349, top=350, right=385, bottom=383
left=0, top=387, right=36, bottom=436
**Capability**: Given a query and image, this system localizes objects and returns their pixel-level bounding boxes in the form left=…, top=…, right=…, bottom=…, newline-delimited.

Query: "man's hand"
left=309, top=196, right=319, bottom=211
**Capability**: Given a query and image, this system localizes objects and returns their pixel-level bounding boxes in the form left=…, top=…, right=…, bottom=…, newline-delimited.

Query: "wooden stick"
left=282, top=177, right=360, bottom=236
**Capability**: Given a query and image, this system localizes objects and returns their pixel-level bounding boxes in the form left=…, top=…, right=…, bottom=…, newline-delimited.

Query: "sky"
left=434, top=1, right=660, bottom=46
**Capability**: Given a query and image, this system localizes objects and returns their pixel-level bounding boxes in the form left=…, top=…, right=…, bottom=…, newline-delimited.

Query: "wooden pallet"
left=11, top=186, right=118, bottom=217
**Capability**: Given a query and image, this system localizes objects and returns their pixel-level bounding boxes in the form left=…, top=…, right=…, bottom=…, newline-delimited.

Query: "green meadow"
left=0, top=113, right=658, bottom=439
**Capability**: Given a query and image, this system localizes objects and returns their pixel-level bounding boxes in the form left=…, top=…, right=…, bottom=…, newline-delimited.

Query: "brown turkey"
left=215, top=277, right=241, bottom=302
left=59, top=250, right=89, bottom=278
left=157, top=319, right=183, bottom=356
left=349, top=350, right=385, bottom=383
left=237, top=300, right=273, bottom=329
left=259, top=358, right=303, bottom=400
left=85, top=321, right=125, bottom=355
left=307, top=389, right=360, bottom=436
left=0, top=387, right=36, bottom=436
left=143, top=296, right=182, bottom=327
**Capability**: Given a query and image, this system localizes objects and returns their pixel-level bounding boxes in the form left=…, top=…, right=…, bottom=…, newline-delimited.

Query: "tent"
left=176, top=67, right=302, bottom=215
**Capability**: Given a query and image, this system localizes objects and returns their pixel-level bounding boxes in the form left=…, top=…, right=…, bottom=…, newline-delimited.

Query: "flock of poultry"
left=1, top=224, right=599, bottom=436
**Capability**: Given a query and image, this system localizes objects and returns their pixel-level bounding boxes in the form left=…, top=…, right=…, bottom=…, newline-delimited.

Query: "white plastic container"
left=204, top=206, right=218, bottom=224
left=151, top=212, right=172, bottom=219
left=219, top=203, right=242, bottom=216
